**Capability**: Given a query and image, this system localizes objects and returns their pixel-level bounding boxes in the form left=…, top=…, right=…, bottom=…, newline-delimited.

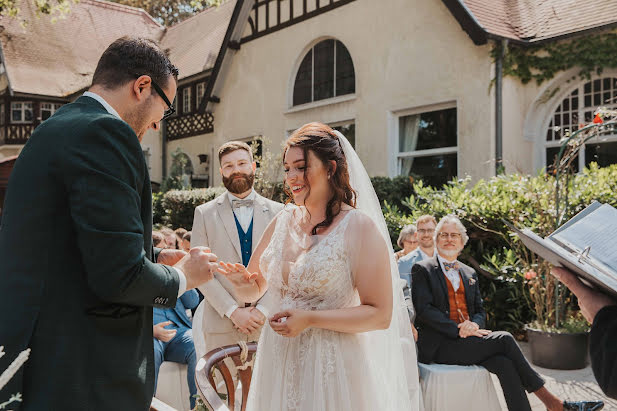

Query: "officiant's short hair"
left=435, top=214, right=469, bottom=245
left=91, top=36, right=179, bottom=90
left=218, top=141, right=254, bottom=163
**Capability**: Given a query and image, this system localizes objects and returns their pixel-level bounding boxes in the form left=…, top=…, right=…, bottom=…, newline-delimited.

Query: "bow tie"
left=232, top=199, right=253, bottom=209
left=443, top=261, right=460, bottom=271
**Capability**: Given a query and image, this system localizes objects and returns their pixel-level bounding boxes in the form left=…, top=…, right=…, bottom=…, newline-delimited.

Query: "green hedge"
left=153, top=187, right=226, bottom=229
left=371, top=175, right=415, bottom=210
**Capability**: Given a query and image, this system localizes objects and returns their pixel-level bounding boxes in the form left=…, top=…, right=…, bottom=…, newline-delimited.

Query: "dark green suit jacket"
left=0, top=96, right=179, bottom=410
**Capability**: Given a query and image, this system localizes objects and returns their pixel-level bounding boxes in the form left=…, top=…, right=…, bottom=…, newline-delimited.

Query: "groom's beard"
left=222, top=172, right=255, bottom=194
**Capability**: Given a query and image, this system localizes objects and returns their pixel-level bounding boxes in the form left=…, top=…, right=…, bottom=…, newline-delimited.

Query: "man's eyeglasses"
left=135, top=74, right=176, bottom=120
left=438, top=232, right=462, bottom=240
left=417, top=228, right=435, bottom=235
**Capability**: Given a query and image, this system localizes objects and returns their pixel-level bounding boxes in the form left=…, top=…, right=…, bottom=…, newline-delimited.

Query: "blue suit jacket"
left=154, top=289, right=200, bottom=330
left=398, top=248, right=427, bottom=290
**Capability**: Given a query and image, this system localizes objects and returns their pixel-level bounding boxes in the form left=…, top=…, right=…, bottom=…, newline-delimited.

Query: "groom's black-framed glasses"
left=135, top=74, right=176, bottom=120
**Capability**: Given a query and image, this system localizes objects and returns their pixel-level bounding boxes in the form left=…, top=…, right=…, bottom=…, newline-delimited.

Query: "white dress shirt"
left=437, top=254, right=461, bottom=291
left=228, top=189, right=256, bottom=233
left=82, top=91, right=187, bottom=297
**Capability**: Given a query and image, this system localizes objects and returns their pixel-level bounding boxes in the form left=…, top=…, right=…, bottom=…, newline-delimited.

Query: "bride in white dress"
left=219, top=122, right=423, bottom=411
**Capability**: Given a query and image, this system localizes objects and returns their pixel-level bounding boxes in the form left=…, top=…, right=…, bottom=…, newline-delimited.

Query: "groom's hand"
left=157, top=249, right=186, bottom=266
left=175, top=247, right=218, bottom=290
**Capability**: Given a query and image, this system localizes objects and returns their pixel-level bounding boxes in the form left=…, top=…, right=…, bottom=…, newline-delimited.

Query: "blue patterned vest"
left=234, top=213, right=253, bottom=266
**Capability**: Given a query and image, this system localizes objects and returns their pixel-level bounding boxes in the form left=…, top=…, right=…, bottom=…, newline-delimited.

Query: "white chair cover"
left=155, top=361, right=192, bottom=411
left=419, top=363, right=501, bottom=411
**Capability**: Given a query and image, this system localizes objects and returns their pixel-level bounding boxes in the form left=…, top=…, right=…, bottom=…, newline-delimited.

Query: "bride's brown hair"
left=284, top=122, right=357, bottom=235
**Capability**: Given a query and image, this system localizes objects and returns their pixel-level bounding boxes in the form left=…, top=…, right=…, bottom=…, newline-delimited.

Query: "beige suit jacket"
left=191, top=191, right=283, bottom=353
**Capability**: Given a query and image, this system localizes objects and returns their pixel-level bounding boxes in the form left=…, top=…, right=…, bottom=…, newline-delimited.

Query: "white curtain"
left=399, top=114, right=420, bottom=176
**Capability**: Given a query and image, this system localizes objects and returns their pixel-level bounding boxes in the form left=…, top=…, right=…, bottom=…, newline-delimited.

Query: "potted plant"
left=521, top=107, right=617, bottom=369
left=524, top=264, right=590, bottom=369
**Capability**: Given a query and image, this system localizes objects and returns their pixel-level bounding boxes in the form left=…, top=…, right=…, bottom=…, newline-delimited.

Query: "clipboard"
left=504, top=204, right=617, bottom=298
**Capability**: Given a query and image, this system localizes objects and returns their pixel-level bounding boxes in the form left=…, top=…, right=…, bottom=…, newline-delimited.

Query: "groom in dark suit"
left=0, top=37, right=218, bottom=410
left=412, top=215, right=603, bottom=411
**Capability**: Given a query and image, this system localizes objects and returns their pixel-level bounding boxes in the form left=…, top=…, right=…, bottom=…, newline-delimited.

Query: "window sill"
left=285, top=94, right=356, bottom=114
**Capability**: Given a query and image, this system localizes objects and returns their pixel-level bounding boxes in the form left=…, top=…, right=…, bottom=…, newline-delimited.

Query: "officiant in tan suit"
left=191, top=141, right=283, bottom=357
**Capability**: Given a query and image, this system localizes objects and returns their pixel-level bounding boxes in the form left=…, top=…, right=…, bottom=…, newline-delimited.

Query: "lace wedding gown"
left=245, top=205, right=420, bottom=411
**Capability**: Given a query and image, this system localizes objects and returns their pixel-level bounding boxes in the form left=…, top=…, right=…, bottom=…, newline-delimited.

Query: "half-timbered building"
left=2, top=0, right=617, bottom=193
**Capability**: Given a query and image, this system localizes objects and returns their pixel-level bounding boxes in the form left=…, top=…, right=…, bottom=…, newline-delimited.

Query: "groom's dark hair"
left=91, top=36, right=179, bottom=89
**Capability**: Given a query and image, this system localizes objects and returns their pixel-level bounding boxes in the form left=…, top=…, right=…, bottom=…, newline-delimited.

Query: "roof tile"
left=462, top=0, right=617, bottom=42
left=0, top=0, right=164, bottom=96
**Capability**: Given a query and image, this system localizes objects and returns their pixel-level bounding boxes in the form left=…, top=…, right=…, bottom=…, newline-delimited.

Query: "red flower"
left=524, top=270, right=537, bottom=280
left=593, top=114, right=603, bottom=124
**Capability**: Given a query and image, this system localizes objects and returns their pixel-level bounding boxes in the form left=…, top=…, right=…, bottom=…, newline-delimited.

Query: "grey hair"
left=396, top=224, right=417, bottom=248
left=434, top=215, right=469, bottom=245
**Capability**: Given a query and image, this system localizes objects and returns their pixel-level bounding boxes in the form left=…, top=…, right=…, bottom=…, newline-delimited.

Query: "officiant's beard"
left=223, top=172, right=255, bottom=194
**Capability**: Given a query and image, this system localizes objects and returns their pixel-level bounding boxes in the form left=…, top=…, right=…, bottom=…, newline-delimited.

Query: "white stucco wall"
left=160, top=0, right=497, bottom=187
left=177, top=0, right=617, bottom=191
left=141, top=128, right=163, bottom=183
left=167, top=134, right=213, bottom=183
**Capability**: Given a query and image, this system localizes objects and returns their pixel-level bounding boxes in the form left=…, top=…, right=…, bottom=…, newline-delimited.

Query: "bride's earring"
left=327, top=173, right=331, bottom=180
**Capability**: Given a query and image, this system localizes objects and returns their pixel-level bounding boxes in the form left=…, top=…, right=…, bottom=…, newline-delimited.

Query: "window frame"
left=11, top=101, right=33, bottom=124
left=543, top=77, right=617, bottom=170
left=40, top=102, right=62, bottom=121
left=391, top=102, right=459, bottom=181
left=291, top=38, right=355, bottom=108
left=196, top=82, right=206, bottom=109
left=182, top=86, right=192, bottom=114
left=329, top=119, right=356, bottom=148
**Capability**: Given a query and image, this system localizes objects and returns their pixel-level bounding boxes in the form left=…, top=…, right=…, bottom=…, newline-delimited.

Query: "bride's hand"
left=269, top=309, right=312, bottom=338
left=216, top=262, right=266, bottom=302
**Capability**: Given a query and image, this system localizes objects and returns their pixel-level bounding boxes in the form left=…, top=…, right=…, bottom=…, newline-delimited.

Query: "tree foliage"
left=112, top=0, right=221, bottom=26
left=0, top=0, right=77, bottom=24
left=1, top=0, right=221, bottom=26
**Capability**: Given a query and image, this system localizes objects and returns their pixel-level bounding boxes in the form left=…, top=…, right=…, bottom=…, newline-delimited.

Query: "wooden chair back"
left=195, top=342, right=257, bottom=411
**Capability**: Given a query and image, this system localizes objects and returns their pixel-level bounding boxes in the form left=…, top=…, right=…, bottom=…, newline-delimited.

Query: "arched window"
left=546, top=77, right=617, bottom=171
left=293, top=39, right=355, bottom=106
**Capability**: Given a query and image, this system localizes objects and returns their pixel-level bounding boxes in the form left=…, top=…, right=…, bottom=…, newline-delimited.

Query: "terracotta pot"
left=526, top=326, right=589, bottom=370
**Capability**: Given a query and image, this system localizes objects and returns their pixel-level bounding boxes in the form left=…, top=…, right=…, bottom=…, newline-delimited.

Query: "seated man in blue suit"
left=153, top=289, right=200, bottom=409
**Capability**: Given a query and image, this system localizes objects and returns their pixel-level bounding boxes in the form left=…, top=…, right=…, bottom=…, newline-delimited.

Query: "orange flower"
left=524, top=270, right=537, bottom=280
left=593, top=114, right=603, bottom=124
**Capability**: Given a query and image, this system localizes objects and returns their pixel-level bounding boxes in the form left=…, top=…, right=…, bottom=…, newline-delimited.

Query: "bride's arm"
left=218, top=213, right=279, bottom=302
left=270, top=214, right=393, bottom=336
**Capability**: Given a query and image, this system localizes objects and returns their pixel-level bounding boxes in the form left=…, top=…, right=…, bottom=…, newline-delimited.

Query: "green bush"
left=152, top=192, right=164, bottom=226
left=156, top=187, right=226, bottom=229
left=371, top=175, right=415, bottom=209
left=382, top=202, right=414, bottom=247
left=385, top=163, right=617, bottom=333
